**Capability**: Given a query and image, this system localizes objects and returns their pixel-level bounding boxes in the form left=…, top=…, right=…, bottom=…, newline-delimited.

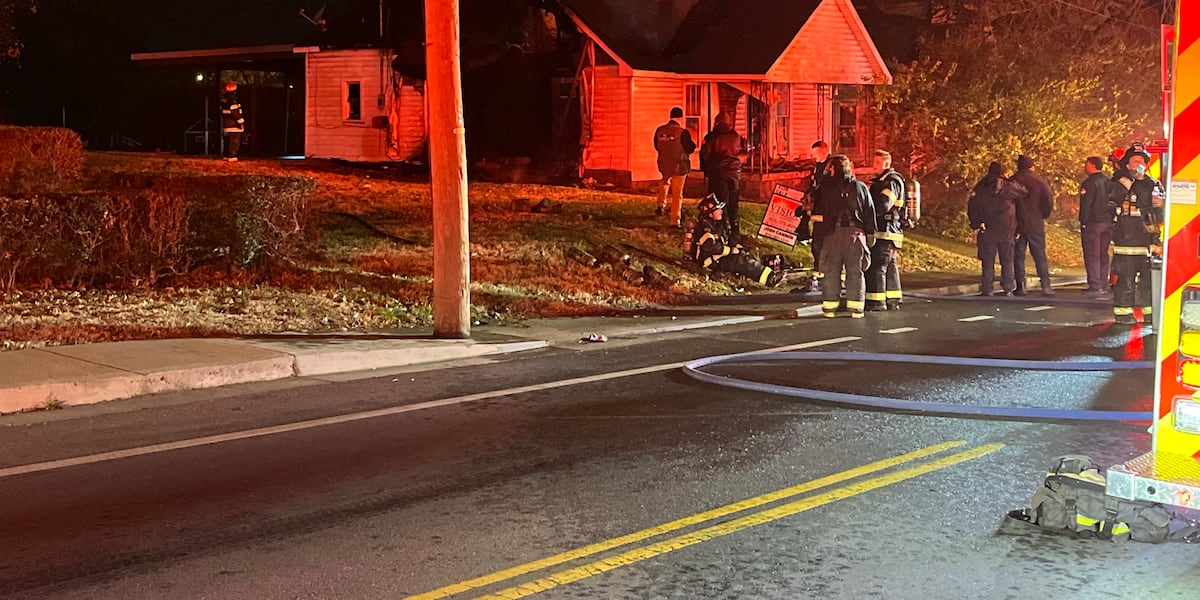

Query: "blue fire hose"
left=683, top=351, right=1154, bottom=423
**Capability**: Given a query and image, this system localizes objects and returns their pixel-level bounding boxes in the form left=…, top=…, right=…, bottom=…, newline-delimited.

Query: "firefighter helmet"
left=697, top=194, right=725, bottom=216
left=224, top=82, right=238, bottom=92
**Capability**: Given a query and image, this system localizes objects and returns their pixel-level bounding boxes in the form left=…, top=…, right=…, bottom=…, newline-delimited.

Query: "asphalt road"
left=1, top=295, right=1196, bottom=599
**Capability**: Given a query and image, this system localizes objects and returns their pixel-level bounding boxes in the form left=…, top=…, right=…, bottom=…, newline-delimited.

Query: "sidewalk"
left=0, top=270, right=1077, bottom=414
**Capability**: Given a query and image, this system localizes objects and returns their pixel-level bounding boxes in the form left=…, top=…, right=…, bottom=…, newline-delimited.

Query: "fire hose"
left=683, top=351, right=1154, bottom=422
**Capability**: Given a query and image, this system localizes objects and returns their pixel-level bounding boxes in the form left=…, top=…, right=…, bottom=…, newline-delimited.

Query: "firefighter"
left=653, top=107, right=697, bottom=227
left=1109, top=149, right=1163, bottom=325
left=813, top=155, right=877, bottom=318
left=799, top=141, right=832, bottom=290
left=1011, top=154, right=1055, bottom=295
left=220, top=82, right=245, bottom=162
left=699, top=112, right=748, bottom=244
left=692, top=195, right=783, bottom=287
left=865, top=150, right=907, bottom=311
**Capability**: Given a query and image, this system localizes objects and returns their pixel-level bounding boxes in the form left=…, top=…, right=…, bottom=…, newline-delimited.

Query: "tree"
left=875, top=0, right=1166, bottom=235
left=0, top=0, right=35, bottom=60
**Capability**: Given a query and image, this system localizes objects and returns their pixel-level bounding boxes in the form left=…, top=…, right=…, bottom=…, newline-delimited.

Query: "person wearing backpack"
left=866, top=150, right=907, bottom=311
left=967, top=162, right=1026, bottom=296
left=1079, top=157, right=1116, bottom=296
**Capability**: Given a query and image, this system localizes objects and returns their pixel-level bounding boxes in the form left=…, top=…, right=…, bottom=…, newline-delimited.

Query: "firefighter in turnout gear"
left=1109, top=150, right=1164, bottom=325
left=221, top=82, right=245, bottom=161
left=692, top=195, right=783, bottom=287
left=865, top=150, right=906, bottom=311
left=813, top=155, right=877, bottom=318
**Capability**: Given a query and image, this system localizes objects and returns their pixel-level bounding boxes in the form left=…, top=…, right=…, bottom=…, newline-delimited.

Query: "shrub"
left=0, top=173, right=316, bottom=289
left=0, top=126, right=83, bottom=193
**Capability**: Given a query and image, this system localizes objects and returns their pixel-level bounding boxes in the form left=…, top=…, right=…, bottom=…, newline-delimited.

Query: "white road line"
left=0, top=336, right=861, bottom=480
left=880, top=327, right=919, bottom=334
left=958, top=315, right=995, bottom=322
left=1025, top=306, right=1055, bottom=312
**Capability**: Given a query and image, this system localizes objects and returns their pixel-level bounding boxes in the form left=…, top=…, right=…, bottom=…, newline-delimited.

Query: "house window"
left=346, top=81, right=363, bottom=121
left=834, top=86, right=859, bottom=157
left=684, top=83, right=703, bottom=141
left=773, top=83, right=791, bottom=158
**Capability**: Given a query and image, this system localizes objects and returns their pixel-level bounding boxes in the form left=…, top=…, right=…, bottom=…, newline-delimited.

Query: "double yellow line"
left=405, top=440, right=1003, bottom=600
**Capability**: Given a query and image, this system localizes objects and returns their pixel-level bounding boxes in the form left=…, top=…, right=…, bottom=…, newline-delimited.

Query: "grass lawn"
left=0, top=152, right=1081, bottom=349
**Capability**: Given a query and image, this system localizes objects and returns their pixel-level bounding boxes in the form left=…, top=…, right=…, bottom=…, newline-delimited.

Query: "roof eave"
left=562, top=6, right=633, bottom=76
left=130, top=44, right=299, bottom=64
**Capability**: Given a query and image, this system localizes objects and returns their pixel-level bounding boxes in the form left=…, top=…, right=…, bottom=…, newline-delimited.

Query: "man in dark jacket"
left=1110, top=150, right=1164, bottom=324
left=1011, top=154, right=1055, bottom=295
left=807, top=141, right=832, bottom=273
left=967, top=162, right=1025, bottom=296
left=700, top=112, right=748, bottom=243
left=813, top=155, right=876, bottom=318
left=865, top=150, right=906, bottom=311
left=654, top=107, right=696, bottom=227
left=692, top=195, right=782, bottom=287
left=1079, top=156, right=1115, bottom=296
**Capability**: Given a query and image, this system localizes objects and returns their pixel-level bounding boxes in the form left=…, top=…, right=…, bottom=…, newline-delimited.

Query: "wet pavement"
left=0, top=295, right=1195, bottom=599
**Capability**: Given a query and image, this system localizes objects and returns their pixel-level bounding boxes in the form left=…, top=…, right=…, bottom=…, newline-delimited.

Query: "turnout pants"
left=866, top=240, right=902, bottom=308
left=707, top=174, right=742, bottom=244
left=820, top=225, right=871, bottom=316
left=1112, top=251, right=1152, bottom=320
left=224, top=131, right=242, bottom=158
left=1015, top=228, right=1052, bottom=291
left=713, top=253, right=771, bottom=285
left=977, top=229, right=1016, bottom=294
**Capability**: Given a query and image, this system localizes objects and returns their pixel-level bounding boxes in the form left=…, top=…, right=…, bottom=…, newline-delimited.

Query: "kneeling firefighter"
left=692, top=195, right=783, bottom=287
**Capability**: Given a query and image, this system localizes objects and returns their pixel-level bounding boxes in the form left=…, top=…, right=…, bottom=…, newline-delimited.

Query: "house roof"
left=560, top=0, right=824, bottom=75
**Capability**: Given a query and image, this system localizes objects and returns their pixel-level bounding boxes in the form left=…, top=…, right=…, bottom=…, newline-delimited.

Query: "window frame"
left=345, top=81, right=364, bottom=123
left=684, top=83, right=703, bottom=142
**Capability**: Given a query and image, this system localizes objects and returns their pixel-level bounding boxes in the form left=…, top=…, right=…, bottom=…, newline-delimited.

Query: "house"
left=129, top=0, right=889, bottom=188
left=557, top=0, right=892, bottom=195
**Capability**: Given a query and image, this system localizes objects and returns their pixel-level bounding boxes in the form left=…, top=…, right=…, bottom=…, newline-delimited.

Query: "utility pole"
left=425, top=0, right=471, bottom=338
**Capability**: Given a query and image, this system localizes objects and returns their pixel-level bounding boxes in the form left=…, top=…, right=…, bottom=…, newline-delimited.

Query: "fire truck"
left=1105, top=4, right=1200, bottom=511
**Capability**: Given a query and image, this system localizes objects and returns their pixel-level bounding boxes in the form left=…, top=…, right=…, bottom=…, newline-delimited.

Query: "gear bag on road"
left=1002, top=455, right=1200, bottom=542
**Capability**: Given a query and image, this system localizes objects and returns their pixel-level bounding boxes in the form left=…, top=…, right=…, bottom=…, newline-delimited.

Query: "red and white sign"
left=758, top=184, right=805, bottom=247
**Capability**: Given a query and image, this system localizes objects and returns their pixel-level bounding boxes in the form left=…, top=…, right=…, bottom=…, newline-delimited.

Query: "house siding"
left=305, top=49, right=392, bottom=162
left=388, top=78, right=427, bottom=161
left=790, top=83, right=832, bottom=158
left=582, top=65, right=631, bottom=174
left=767, top=0, right=886, bottom=85
left=630, top=77, right=685, bottom=182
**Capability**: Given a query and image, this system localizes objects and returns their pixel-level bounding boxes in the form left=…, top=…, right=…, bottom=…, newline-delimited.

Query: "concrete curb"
left=282, top=340, right=550, bottom=377
left=0, top=340, right=550, bottom=415
left=908, top=277, right=1088, bottom=298
left=612, top=316, right=765, bottom=337
left=0, top=351, right=296, bottom=414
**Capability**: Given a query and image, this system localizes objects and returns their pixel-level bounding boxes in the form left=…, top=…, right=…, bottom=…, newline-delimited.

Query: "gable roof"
left=561, top=0, right=889, bottom=82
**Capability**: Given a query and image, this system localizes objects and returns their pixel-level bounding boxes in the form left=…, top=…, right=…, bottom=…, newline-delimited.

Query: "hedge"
left=0, top=174, right=316, bottom=289
left=0, top=126, right=83, bottom=193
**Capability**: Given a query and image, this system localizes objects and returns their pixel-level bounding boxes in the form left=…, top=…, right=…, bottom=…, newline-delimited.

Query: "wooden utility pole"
left=425, top=0, right=471, bottom=338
